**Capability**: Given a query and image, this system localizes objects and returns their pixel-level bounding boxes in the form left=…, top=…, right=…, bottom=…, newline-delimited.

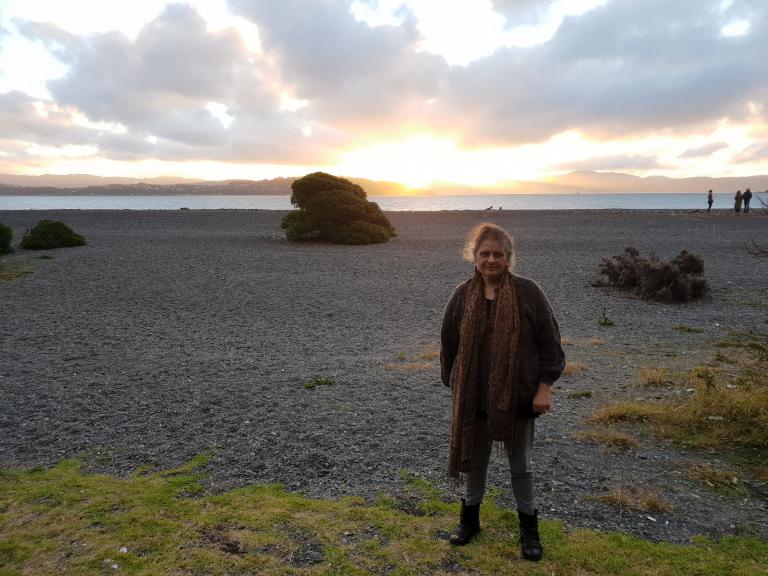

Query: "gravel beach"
left=1, top=208, right=767, bottom=543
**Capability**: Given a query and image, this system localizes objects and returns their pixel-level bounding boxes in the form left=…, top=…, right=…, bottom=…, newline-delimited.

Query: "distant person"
left=743, top=188, right=753, bottom=213
left=707, top=190, right=713, bottom=212
left=734, top=190, right=743, bottom=213
left=440, top=223, right=565, bottom=562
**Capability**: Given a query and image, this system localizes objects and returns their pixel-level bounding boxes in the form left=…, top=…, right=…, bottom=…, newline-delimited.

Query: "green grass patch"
left=590, top=332, right=768, bottom=466
left=0, top=459, right=766, bottom=575
left=591, top=484, right=672, bottom=512
left=598, top=309, right=615, bottom=327
left=303, top=376, right=335, bottom=390
left=568, top=391, right=593, bottom=399
left=0, top=261, right=32, bottom=282
left=389, top=344, right=440, bottom=369
left=688, top=463, right=746, bottom=497
left=578, top=429, right=639, bottom=451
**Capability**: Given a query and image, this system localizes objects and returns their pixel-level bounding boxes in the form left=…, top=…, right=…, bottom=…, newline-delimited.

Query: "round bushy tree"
left=20, top=220, right=86, bottom=250
left=0, top=223, right=12, bottom=254
left=281, top=172, right=396, bottom=244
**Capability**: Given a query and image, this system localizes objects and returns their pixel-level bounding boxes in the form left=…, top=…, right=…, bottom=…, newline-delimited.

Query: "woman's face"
left=474, top=239, right=509, bottom=281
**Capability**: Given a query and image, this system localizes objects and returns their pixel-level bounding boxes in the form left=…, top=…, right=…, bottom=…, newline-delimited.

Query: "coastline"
left=3, top=191, right=762, bottom=211
left=1, top=209, right=766, bottom=542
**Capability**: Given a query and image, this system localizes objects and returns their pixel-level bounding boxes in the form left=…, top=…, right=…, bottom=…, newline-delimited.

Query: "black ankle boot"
left=518, top=509, right=542, bottom=561
left=449, top=499, right=480, bottom=546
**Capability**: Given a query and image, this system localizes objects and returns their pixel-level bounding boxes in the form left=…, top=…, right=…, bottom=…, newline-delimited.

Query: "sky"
left=0, top=0, right=766, bottom=188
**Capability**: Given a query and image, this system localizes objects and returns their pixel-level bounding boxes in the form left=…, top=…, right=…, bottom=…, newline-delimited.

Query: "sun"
left=335, top=135, right=457, bottom=189
left=335, top=134, right=555, bottom=189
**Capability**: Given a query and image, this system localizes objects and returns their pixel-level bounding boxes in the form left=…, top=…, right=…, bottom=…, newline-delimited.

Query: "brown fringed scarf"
left=448, top=270, right=520, bottom=478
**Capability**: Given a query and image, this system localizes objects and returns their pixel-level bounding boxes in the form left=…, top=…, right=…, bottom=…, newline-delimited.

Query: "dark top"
left=440, top=274, right=566, bottom=412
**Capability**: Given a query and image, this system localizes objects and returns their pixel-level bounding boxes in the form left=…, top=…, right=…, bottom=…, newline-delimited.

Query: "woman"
left=735, top=190, right=743, bottom=213
left=707, top=190, right=713, bottom=213
left=440, top=223, right=565, bottom=562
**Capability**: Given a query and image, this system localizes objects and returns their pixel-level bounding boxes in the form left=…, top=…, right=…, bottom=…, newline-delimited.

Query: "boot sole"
left=522, top=551, right=542, bottom=561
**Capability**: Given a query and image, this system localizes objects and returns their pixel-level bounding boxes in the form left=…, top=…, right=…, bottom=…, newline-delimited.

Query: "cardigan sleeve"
left=440, top=285, right=463, bottom=387
left=533, top=286, right=566, bottom=385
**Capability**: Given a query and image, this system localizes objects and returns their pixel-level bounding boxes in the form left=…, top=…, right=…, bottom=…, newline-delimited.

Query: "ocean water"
left=0, top=192, right=753, bottom=211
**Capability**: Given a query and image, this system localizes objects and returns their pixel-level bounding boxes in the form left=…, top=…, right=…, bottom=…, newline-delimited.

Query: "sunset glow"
left=1, top=0, right=766, bottom=188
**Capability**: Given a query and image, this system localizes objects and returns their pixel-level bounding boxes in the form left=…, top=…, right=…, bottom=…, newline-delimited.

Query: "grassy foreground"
left=589, top=331, right=768, bottom=471
left=1, top=459, right=766, bottom=575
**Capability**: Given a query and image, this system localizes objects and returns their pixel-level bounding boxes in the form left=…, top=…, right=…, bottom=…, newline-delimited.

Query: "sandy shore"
left=1, top=208, right=766, bottom=542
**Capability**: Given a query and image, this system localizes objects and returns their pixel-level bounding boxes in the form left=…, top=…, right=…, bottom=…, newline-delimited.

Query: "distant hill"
left=0, top=174, right=415, bottom=197
left=543, top=171, right=768, bottom=194
left=0, top=173, right=202, bottom=187
left=1, top=171, right=766, bottom=196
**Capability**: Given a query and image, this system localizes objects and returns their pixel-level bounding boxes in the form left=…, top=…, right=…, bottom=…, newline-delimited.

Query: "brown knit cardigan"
left=440, top=273, right=566, bottom=414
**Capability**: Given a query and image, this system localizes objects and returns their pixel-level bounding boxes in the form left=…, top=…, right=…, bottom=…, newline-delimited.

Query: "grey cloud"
left=438, top=0, right=768, bottom=145
left=10, top=0, right=768, bottom=164
left=679, top=142, right=728, bottom=158
left=15, top=20, right=82, bottom=63
left=17, top=3, right=338, bottom=163
left=733, top=142, right=768, bottom=163
left=0, top=90, right=95, bottom=145
left=20, top=5, right=257, bottom=125
left=95, top=113, right=337, bottom=164
left=0, top=139, right=51, bottom=172
left=228, top=0, right=446, bottom=128
left=491, top=0, right=557, bottom=26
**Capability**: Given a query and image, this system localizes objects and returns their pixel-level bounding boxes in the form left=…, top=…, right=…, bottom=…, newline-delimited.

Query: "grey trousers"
left=464, top=417, right=535, bottom=515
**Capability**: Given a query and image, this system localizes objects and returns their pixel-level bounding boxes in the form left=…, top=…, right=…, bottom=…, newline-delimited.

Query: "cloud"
left=733, top=142, right=768, bottom=163
left=554, top=153, right=663, bottom=172
left=490, top=0, right=557, bottom=25
left=437, top=0, right=768, bottom=145
left=0, top=90, right=94, bottom=145
left=679, top=142, right=729, bottom=158
left=16, top=4, right=339, bottom=163
left=20, top=6, right=260, bottom=125
left=228, top=0, right=446, bottom=131
left=15, top=20, right=82, bottom=63
left=6, top=0, right=768, bottom=174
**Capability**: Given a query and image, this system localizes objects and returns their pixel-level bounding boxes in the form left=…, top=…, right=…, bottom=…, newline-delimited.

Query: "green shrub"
left=304, top=376, right=335, bottom=389
left=0, top=223, right=12, bottom=254
left=20, top=220, right=86, bottom=250
left=598, top=247, right=708, bottom=302
left=281, top=172, right=396, bottom=245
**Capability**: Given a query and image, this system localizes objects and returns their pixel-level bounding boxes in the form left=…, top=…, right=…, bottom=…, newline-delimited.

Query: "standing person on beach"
left=734, top=190, right=743, bottom=213
left=440, top=223, right=565, bottom=562
left=707, top=190, right=713, bottom=212
left=743, top=188, right=753, bottom=213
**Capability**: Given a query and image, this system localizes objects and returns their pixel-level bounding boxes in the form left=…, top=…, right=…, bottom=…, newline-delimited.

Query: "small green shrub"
left=598, top=247, right=708, bottom=302
left=598, top=309, right=614, bottom=326
left=20, top=220, right=86, bottom=250
left=281, top=172, right=396, bottom=245
left=691, top=365, right=716, bottom=389
left=0, top=223, right=12, bottom=254
left=304, top=376, right=335, bottom=389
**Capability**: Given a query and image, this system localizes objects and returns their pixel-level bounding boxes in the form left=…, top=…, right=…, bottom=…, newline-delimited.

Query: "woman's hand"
left=532, top=383, right=552, bottom=414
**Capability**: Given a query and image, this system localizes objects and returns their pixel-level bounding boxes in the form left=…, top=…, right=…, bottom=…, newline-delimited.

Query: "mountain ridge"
left=1, top=171, right=767, bottom=195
